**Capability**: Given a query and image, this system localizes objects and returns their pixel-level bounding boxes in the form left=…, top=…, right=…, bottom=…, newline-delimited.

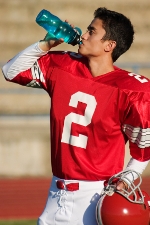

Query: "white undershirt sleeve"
left=2, top=42, right=48, bottom=80
left=123, top=157, right=149, bottom=184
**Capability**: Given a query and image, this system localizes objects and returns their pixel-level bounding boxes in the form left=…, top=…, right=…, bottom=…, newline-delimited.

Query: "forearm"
left=126, top=157, right=149, bottom=174
left=116, top=158, right=149, bottom=191
left=2, top=36, right=64, bottom=81
left=2, top=42, right=48, bottom=81
left=123, top=157, right=149, bottom=183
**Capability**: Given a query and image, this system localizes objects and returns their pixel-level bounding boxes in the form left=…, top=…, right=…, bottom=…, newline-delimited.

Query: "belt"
left=56, top=180, right=79, bottom=191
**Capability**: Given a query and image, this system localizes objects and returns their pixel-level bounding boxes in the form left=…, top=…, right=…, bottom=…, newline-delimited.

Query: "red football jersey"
left=3, top=46, right=150, bottom=180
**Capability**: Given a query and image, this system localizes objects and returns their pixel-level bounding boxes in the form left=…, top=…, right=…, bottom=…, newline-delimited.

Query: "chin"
left=78, top=48, right=86, bottom=56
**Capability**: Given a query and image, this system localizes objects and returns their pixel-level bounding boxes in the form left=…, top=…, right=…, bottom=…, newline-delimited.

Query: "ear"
left=104, top=41, right=116, bottom=52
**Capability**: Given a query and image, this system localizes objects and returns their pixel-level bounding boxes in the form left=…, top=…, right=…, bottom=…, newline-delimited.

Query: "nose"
left=81, top=31, right=88, bottom=40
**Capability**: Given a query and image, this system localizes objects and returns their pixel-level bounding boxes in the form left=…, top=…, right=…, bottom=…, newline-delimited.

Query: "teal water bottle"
left=36, top=9, right=82, bottom=46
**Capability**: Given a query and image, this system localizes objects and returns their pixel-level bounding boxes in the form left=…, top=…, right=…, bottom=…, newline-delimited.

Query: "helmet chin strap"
left=101, top=170, right=145, bottom=204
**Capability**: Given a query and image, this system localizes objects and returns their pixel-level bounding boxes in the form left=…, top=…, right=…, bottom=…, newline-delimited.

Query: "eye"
left=88, top=30, right=94, bottom=35
left=86, top=29, right=94, bottom=35
left=86, top=26, right=95, bottom=35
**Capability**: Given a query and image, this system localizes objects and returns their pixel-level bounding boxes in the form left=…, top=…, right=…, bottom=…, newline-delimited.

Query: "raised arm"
left=2, top=37, right=64, bottom=82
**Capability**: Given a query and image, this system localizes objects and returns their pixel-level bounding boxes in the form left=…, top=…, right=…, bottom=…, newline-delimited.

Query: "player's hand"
left=65, top=19, right=75, bottom=28
left=39, top=20, right=75, bottom=51
left=116, top=180, right=128, bottom=192
left=39, top=33, right=64, bottom=52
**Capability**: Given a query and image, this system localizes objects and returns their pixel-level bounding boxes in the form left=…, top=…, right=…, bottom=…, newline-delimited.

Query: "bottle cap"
left=68, top=32, right=81, bottom=46
left=68, top=27, right=82, bottom=46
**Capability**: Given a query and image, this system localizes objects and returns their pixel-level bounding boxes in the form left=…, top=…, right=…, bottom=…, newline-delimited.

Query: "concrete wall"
left=0, top=118, right=52, bottom=177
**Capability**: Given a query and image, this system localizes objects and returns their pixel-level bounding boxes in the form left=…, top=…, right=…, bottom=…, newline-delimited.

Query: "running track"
left=0, top=177, right=149, bottom=219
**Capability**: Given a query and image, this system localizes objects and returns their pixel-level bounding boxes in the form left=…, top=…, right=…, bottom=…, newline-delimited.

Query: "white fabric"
left=37, top=176, right=104, bottom=225
left=123, top=157, right=149, bottom=183
left=122, top=124, right=150, bottom=148
left=2, top=42, right=46, bottom=80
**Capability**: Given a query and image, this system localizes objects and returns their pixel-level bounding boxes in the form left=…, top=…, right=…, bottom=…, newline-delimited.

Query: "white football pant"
left=37, top=176, right=104, bottom=225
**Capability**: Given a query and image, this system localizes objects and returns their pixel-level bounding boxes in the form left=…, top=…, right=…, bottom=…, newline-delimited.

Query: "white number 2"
left=61, top=91, right=97, bottom=148
left=128, top=72, right=148, bottom=83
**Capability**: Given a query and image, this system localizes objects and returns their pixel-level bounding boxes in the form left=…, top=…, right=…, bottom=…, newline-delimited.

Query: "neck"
left=87, top=56, right=114, bottom=77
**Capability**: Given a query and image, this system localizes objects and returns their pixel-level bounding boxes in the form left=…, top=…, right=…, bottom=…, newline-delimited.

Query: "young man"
left=2, top=7, right=150, bottom=225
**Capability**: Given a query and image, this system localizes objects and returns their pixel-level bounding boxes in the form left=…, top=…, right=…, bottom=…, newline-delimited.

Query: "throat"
left=89, top=65, right=115, bottom=77
left=88, top=58, right=115, bottom=77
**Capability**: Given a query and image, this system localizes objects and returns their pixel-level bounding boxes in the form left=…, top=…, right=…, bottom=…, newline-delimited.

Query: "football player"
left=2, top=7, right=150, bottom=225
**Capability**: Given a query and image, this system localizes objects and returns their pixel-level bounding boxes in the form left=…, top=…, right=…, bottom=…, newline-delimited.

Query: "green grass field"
left=0, top=220, right=36, bottom=225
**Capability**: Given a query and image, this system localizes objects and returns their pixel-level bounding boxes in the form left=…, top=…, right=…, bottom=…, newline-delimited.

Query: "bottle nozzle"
left=68, top=27, right=82, bottom=46
left=74, top=27, right=82, bottom=36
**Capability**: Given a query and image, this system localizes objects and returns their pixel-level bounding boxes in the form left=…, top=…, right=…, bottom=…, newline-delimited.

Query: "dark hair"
left=94, top=7, right=134, bottom=62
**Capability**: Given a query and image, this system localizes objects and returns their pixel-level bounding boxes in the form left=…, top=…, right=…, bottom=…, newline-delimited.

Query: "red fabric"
left=66, top=183, right=79, bottom=191
left=10, top=51, right=150, bottom=181
left=56, top=180, right=65, bottom=189
left=56, top=180, right=79, bottom=191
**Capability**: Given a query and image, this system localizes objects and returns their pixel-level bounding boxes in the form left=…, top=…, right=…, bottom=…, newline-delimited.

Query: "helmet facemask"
left=96, top=170, right=150, bottom=225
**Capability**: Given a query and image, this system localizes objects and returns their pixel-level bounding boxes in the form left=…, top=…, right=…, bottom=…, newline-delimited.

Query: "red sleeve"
left=122, top=91, right=150, bottom=161
left=11, top=54, right=53, bottom=92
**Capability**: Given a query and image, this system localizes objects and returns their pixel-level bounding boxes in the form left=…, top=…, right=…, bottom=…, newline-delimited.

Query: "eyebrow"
left=87, top=25, right=96, bottom=31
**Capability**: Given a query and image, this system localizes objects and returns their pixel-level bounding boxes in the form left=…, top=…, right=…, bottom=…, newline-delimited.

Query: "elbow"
left=2, top=63, right=11, bottom=81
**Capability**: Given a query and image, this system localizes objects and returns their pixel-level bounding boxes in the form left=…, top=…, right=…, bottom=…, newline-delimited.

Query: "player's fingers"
left=116, top=181, right=128, bottom=191
left=116, top=182, right=124, bottom=191
left=58, top=38, right=64, bottom=43
left=65, top=19, right=75, bottom=28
